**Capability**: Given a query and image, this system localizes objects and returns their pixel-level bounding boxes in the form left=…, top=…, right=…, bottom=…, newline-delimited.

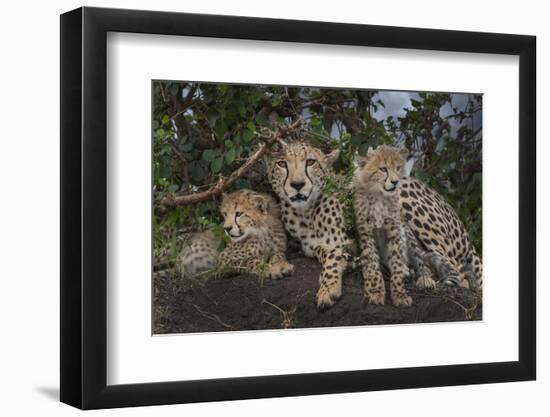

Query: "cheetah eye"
left=235, top=211, right=243, bottom=217
left=379, top=167, right=388, bottom=173
left=306, top=159, right=316, bottom=167
left=397, top=165, right=402, bottom=171
left=277, top=161, right=287, bottom=168
left=221, top=211, right=227, bottom=218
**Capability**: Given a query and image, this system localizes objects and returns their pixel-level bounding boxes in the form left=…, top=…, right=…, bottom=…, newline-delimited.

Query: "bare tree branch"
left=160, top=120, right=302, bottom=208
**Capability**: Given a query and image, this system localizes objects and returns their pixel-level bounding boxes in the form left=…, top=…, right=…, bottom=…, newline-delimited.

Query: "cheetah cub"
left=217, top=189, right=294, bottom=279
left=158, top=189, right=294, bottom=281
left=352, top=145, right=435, bottom=307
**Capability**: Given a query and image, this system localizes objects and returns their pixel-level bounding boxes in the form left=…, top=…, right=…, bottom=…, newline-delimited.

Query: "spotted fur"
left=400, top=177, right=482, bottom=290
left=217, top=189, right=294, bottom=279
left=268, top=141, right=355, bottom=309
left=353, top=145, right=436, bottom=307
left=156, top=189, right=293, bottom=280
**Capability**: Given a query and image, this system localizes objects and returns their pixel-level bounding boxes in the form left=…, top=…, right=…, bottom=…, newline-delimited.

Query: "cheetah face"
left=268, top=141, right=339, bottom=209
left=353, top=145, right=409, bottom=195
left=220, top=190, right=269, bottom=242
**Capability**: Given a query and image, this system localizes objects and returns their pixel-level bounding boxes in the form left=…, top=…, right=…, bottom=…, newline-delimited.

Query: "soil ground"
left=153, top=251, right=482, bottom=334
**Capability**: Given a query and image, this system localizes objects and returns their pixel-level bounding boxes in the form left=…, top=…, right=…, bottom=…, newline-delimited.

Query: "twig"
left=261, top=298, right=296, bottom=329
left=160, top=119, right=301, bottom=208
left=170, top=100, right=199, bottom=121
left=413, top=292, right=479, bottom=319
left=189, top=303, right=235, bottom=329
left=261, top=298, right=287, bottom=315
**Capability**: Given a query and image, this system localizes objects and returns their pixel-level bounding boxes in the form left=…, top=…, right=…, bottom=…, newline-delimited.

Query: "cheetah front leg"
left=218, top=243, right=263, bottom=276
left=385, top=220, right=412, bottom=307
left=265, top=252, right=295, bottom=279
left=358, top=233, right=386, bottom=305
left=219, top=252, right=269, bottom=278
left=314, top=246, right=346, bottom=309
left=219, top=243, right=294, bottom=280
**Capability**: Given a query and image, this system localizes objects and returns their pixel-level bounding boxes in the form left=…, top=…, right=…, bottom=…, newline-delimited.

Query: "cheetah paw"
left=364, top=290, right=386, bottom=306
left=416, top=274, right=437, bottom=290
left=316, top=285, right=341, bottom=310
left=441, top=272, right=461, bottom=287
left=267, top=262, right=294, bottom=279
left=391, top=293, right=413, bottom=307
left=281, top=262, right=295, bottom=276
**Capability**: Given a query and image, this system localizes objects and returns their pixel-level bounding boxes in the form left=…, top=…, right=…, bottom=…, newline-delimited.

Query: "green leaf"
left=202, top=149, right=216, bottom=162
left=208, top=111, right=220, bottom=126
left=255, top=113, right=268, bottom=126
left=225, top=148, right=236, bottom=164
left=242, top=129, right=254, bottom=142
left=351, top=134, right=365, bottom=147
left=211, top=157, right=223, bottom=173
left=181, top=143, right=193, bottom=152
left=224, top=140, right=234, bottom=148
left=238, top=102, right=246, bottom=117
left=162, top=115, right=170, bottom=125
left=358, top=143, right=371, bottom=155
left=169, top=84, right=179, bottom=96
left=167, top=184, right=179, bottom=193
left=190, top=161, right=207, bottom=182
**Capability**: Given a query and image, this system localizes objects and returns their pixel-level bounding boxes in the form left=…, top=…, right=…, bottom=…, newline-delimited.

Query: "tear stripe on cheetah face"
left=400, top=177, right=482, bottom=291
left=268, top=141, right=352, bottom=309
left=353, top=145, right=434, bottom=307
left=268, top=141, right=339, bottom=209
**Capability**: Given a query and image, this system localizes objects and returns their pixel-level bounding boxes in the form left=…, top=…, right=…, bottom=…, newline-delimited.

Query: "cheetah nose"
left=224, top=226, right=232, bottom=232
left=391, top=179, right=399, bottom=186
left=290, top=181, right=306, bottom=191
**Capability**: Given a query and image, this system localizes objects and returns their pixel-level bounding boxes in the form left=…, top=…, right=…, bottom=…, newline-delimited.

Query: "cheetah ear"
left=269, top=138, right=288, bottom=158
left=366, top=146, right=375, bottom=156
left=353, top=152, right=368, bottom=168
left=325, top=148, right=340, bottom=166
left=399, top=147, right=409, bottom=160
left=252, top=195, right=269, bottom=213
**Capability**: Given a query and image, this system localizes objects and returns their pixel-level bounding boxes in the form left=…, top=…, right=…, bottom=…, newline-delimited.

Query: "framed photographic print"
left=60, top=6, right=536, bottom=410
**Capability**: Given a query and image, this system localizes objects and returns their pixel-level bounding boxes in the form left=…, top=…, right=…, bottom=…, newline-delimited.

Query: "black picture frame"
left=60, top=6, right=536, bottom=410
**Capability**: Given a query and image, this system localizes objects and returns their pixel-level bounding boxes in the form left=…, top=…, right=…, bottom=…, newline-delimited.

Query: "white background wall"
left=0, top=0, right=545, bottom=415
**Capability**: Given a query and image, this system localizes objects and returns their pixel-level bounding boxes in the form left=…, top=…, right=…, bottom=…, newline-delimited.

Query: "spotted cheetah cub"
left=353, top=145, right=435, bottom=307
left=217, top=189, right=294, bottom=279
left=161, top=189, right=294, bottom=280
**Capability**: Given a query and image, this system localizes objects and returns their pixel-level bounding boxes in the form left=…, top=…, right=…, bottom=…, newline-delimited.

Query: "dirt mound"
left=153, top=252, right=482, bottom=334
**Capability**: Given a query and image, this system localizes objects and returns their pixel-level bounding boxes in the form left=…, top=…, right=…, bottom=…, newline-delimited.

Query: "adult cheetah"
left=267, top=140, right=355, bottom=309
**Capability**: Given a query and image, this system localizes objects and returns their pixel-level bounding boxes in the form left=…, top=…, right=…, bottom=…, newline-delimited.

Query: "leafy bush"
left=153, top=82, right=482, bottom=260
